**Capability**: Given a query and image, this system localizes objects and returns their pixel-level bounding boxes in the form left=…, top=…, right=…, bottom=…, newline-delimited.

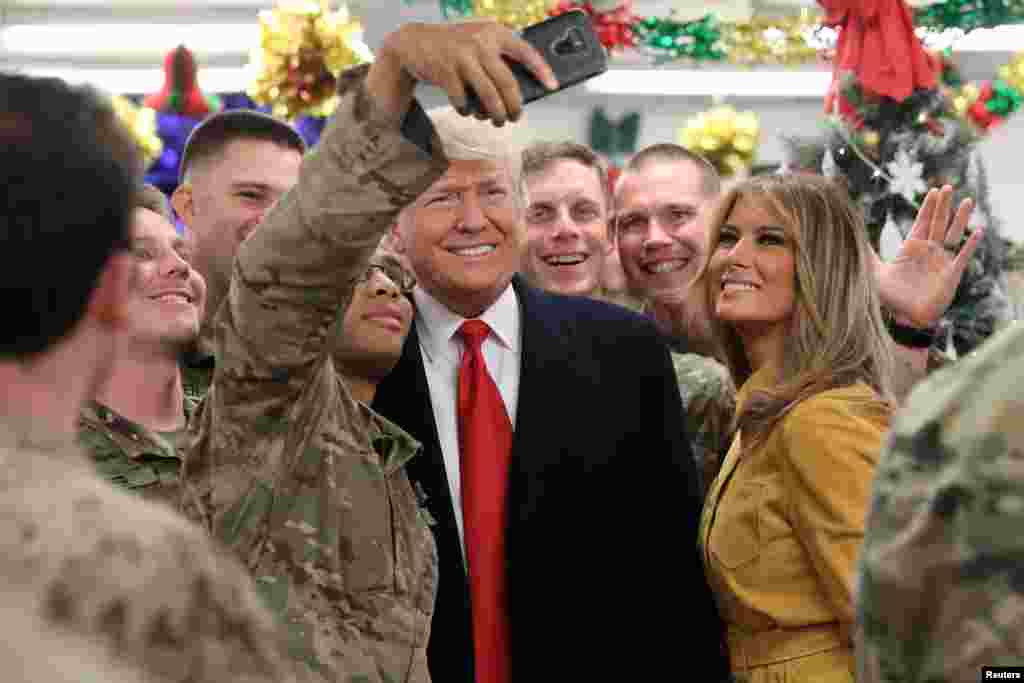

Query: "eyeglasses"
left=350, top=260, right=417, bottom=294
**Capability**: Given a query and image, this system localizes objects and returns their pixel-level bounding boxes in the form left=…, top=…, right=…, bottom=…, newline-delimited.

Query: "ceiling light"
left=1, top=23, right=260, bottom=58
left=585, top=69, right=833, bottom=98
left=14, top=66, right=254, bottom=95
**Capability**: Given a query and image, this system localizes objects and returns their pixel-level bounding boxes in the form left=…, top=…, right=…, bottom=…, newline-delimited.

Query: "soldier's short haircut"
left=427, top=106, right=526, bottom=206
left=521, top=141, right=610, bottom=207
left=624, top=143, right=721, bottom=197
left=135, top=183, right=173, bottom=223
left=178, top=109, right=305, bottom=183
left=0, top=73, right=140, bottom=358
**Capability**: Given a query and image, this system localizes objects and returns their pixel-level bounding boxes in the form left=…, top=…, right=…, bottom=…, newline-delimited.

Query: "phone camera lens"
left=553, top=28, right=587, bottom=56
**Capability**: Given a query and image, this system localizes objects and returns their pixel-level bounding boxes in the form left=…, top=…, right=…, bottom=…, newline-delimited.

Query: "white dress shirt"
left=412, top=284, right=521, bottom=560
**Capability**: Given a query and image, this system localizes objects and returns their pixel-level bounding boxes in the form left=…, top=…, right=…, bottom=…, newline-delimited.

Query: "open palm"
left=874, top=186, right=982, bottom=329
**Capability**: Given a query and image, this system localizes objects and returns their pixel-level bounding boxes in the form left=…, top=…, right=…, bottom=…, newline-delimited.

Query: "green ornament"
left=440, top=0, right=473, bottom=20
left=914, top=0, right=1024, bottom=32
left=987, top=78, right=1023, bottom=114
left=636, top=13, right=723, bottom=63
left=588, top=107, right=641, bottom=159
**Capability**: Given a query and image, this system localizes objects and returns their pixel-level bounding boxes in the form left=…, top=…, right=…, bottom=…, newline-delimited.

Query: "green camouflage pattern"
left=0, top=421, right=300, bottom=682
left=78, top=399, right=193, bottom=508
left=672, top=352, right=737, bottom=494
left=182, top=353, right=214, bottom=405
left=857, top=321, right=1024, bottom=682
left=180, top=64, right=446, bottom=683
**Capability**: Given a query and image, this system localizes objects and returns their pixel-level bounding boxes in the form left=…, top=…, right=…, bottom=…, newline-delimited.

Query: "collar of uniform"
left=734, top=364, right=780, bottom=415
left=80, top=400, right=181, bottom=461
left=413, top=283, right=520, bottom=366
left=360, top=402, right=422, bottom=476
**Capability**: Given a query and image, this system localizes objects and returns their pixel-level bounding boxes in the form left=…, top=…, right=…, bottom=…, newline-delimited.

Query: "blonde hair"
left=427, top=106, right=527, bottom=205
left=694, top=174, right=894, bottom=451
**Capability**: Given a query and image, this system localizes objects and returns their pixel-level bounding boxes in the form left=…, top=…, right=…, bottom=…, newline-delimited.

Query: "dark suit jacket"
left=373, top=277, right=728, bottom=682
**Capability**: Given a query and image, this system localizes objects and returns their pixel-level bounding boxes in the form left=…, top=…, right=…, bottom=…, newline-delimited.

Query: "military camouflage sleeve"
left=672, top=353, right=736, bottom=491
left=226, top=65, right=447, bottom=379
left=181, top=65, right=446, bottom=682
left=0, top=447, right=302, bottom=683
left=857, top=324, right=1024, bottom=683
left=780, top=392, right=889, bottom=644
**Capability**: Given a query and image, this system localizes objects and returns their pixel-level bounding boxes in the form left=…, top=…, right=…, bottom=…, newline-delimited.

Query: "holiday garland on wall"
left=435, top=0, right=1024, bottom=65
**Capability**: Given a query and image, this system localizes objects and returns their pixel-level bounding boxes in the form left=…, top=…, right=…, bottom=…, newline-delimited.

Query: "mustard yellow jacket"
left=699, top=367, right=892, bottom=677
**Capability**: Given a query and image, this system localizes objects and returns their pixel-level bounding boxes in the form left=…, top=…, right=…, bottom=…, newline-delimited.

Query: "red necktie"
left=457, top=319, right=513, bottom=683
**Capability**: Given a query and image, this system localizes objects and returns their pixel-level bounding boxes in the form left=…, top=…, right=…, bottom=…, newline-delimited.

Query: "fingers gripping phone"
left=463, top=10, right=608, bottom=116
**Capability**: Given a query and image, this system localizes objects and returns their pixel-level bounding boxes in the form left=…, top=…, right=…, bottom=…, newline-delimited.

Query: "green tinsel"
left=439, top=0, right=474, bottom=20
left=915, top=0, right=1024, bottom=32
left=986, top=79, right=1023, bottom=114
left=634, top=15, right=725, bottom=62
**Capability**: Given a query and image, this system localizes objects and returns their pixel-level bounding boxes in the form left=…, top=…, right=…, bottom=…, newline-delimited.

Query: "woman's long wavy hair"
left=693, top=174, right=895, bottom=453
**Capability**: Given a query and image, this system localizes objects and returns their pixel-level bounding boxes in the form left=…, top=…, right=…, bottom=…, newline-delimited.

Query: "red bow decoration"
left=819, top=0, right=939, bottom=117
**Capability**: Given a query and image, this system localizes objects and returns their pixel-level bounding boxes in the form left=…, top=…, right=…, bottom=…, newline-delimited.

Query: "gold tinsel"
left=998, top=51, right=1024, bottom=94
left=249, top=0, right=368, bottom=120
left=110, top=96, right=162, bottom=168
left=678, top=104, right=760, bottom=177
left=726, top=13, right=820, bottom=66
left=472, top=0, right=552, bottom=29
left=952, top=82, right=981, bottom=116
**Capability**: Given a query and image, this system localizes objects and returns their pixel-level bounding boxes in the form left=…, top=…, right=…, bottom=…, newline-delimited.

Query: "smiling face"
left=523, top=159, right=610, bottom=297
left=332, top=253, right=414, bottom=382
left=174, top=138, right=302, bottom=303
left=708, top=194, right=797, bottom=351
left=122, top=207, right=207, bottom=350
left=396, top=158, right=524, bottom=318
left=615, top=159, right=712, bottom=303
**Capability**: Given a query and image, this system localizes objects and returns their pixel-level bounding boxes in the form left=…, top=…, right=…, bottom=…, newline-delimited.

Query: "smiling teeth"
left=156, top=293, right=192, bottom=303
left=545, top=254, right=586, bottom=265
left=723, top=282, right=757, bottom=291
left=452, top=245, right=495, bottom=257
left=646, top=260, right=685, bottom=274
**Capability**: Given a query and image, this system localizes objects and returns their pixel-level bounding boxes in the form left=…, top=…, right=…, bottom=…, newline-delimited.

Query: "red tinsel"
left=549, top=1, right=636, bottom=52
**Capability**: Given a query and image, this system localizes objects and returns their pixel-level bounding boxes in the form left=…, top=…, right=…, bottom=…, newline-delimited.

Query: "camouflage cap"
left=179, top=109, right=306, bottom=182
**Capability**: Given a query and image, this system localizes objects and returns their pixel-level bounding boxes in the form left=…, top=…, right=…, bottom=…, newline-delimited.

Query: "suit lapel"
left=507, top=277, right=576, bottom=486
left=375, top=324, right=457, bottom=538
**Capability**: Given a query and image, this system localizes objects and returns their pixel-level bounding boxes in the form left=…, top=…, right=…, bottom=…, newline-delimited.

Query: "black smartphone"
left=462, top=10, right=608, bottom=116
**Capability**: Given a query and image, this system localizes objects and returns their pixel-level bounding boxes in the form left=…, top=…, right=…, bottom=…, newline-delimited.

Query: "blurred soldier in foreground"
left=858, top=321, right=1024, bottom=681
left=0, top=73, right=297, bottom=682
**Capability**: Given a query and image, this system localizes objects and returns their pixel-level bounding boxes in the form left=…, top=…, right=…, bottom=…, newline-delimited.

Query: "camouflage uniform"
left=78, top=399, right=193, bottom=508
left=857, top=321, right=1024, bottom=682
left=672, top=352, right=737, bottom=494
left=180, top=64, right=444, bottom=683
left=182, top=345, right=215, bottom=404
left=0, top=420, right=299, bottom=682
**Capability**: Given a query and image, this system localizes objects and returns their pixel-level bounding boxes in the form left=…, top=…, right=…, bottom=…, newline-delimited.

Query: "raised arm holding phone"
left=178, top=19, right=566, bottom=683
